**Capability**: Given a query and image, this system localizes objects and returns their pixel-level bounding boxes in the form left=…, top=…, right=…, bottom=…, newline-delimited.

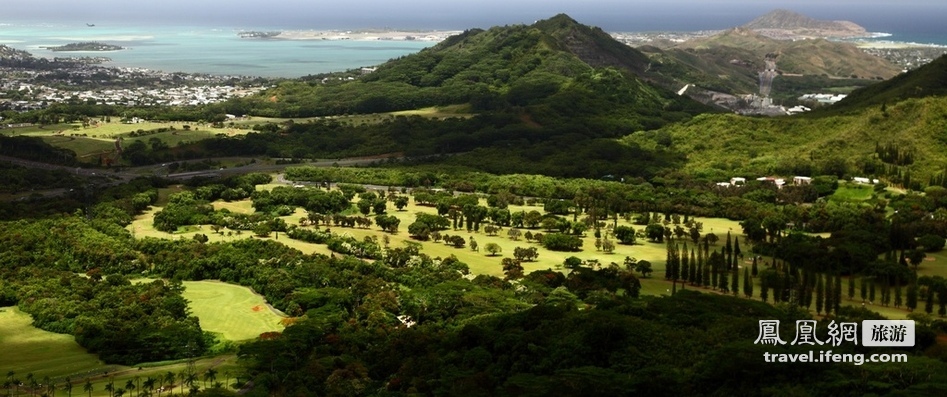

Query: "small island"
left=43, top=42, right=125, bottom=52
left=238, top=31, right=281, bottom=39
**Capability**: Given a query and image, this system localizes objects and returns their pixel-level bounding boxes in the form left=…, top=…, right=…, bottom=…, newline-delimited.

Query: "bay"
left=0, top=22, right=434, bottom=78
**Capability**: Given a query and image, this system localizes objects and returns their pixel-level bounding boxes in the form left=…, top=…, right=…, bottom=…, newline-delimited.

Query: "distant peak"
left=742, top=8, right=865, bottom=33
left=532, top=13, right=581, bottom=30
left=546, top=13, right=578, bottom=23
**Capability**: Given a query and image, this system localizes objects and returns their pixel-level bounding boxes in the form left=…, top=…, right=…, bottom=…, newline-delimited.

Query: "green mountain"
left=207, top=14, right=711, bottom=178
left=240, top=14, right=706, bottom=120
left=622, top=54, right=947, bottom=184
left=827, top=54, right=947, bottom=112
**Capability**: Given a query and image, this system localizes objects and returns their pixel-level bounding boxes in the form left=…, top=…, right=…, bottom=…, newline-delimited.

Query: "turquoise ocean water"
left=0, top=22, right=434, bottom=78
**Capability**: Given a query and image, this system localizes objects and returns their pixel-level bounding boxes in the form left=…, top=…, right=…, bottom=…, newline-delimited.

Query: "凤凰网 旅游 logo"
left=755, top=319, right=914, bottom=347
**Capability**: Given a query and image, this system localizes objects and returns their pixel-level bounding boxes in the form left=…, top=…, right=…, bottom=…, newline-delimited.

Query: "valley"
left=2, top=8, right=947, bottom=397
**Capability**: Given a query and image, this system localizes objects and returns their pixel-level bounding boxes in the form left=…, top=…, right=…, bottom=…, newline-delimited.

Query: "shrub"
left=918, top=234, right=946, bottom=252
left=541, top=233, right=583, bottom=251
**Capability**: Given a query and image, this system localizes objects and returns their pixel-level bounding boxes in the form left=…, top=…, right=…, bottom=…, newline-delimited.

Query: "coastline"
left=853, top=39, right=947, bottom=49
left=250, top=29, right=463, bottom=42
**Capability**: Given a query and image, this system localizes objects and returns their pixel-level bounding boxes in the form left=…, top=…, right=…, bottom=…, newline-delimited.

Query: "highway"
left=0, top=155, right=393, bottom=200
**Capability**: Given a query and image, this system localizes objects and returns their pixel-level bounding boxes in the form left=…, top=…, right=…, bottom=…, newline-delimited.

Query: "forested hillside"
left=625, top=54, right=947, bottom=185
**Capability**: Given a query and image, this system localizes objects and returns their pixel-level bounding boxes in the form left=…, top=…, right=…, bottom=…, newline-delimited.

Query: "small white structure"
left=730, top=177, right=747, bottom=185
left=397, top=315, right=416, bottom=328
left=757, top=177, right=786, bottom=188
left=853, top=177, right=872, bottom=184
left=716, top=182, right=732, bottom=187
left=793, top=176, right=812, bottom=185
left=787, top=105, right=811, bottom=114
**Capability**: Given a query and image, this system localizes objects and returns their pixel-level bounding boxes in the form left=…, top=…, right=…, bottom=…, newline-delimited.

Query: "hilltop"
left=742, top=9, right=868, bottom=39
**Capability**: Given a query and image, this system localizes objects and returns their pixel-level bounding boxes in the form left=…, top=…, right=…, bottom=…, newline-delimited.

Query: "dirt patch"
left=925, top=257, right=936, bottom=261
left=518, top=113, right=542, bottom=128
left=251, top=305, right=263, bottom=312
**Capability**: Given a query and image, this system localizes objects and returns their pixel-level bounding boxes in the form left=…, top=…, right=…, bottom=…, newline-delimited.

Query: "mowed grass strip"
left=828, top=182, right=875, bottom=203
left=0, top=307, right=112, bottom=378
left=132, top=181, right=946, bottom=320
left=182, top=281, right=285, bottom=341
left=129, top=204, right=336, bottom=257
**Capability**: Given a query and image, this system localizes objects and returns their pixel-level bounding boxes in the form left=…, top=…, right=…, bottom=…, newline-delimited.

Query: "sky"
left=4, top=0, right=947, bottom=33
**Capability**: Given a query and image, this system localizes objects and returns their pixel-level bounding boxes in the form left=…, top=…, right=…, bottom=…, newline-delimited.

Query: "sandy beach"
left=267, top=30, right=463, bottom=42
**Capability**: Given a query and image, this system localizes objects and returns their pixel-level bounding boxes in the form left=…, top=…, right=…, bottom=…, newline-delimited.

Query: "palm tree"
left=104, top=377, right=114, bottom=397
left=162, top=372, right=174, bottom=397
left=43, top=376, right=54, bottom=397
left=113, top=388, right=125, bottom=397
left=184, top=373, right=197, bottom=393
left=5, top=371, right=13, bottom=397
left=11, top=377, right=20, bottom=397
left=83, top=379, right=93, bottom=397
left=201, top=369, right=217, bottom=389
left=142, top=377, right=156, bottom=397
left=25, top=373, right=34, bottom=397
left=176, top=372, right=186, bottom=396
left=28, top=375, right=38, bottom=397
left=63, top=377, right=74, bottom=397
left=124, top=379, right=136, bottom=397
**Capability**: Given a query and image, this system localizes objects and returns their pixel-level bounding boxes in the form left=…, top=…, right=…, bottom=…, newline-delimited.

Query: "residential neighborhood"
left=0, top=45, right=267, bottom=111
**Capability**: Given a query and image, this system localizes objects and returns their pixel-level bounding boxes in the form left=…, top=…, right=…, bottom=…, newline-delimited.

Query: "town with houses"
left=716, top=175, right=879, bottom=189
left=1, top=77, right=265, bottom=111
left=0, top=45, right=266, bottom=112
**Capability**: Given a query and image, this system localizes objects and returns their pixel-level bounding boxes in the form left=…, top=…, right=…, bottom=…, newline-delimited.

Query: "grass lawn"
left=0, top=307, right=114, bottom=379
left=5, top=121, right=242, bottom=161
left=290, top=195, right=743, bottom=278
left=828, top=182, right=875, bottom=203
left=182, top=281, right=285, bottom=341
left=39, top=135, right=114, bottom=159
left=129, top=204, right=336, bottom=257
left=131, top=180, right=943, bottom=322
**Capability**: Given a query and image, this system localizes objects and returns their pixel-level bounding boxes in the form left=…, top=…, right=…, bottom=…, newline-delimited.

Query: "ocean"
left=0, top=22, right=435, bottom=78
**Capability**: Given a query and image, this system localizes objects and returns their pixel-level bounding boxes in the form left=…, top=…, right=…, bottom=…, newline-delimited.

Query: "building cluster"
left=859, top=46, right=947, bottom=71
left=610, top=31, right=721, bottom=47
left=0, top=62, right=266, bottom=111
left=716, top=175, right=880, bottom=188
left=715, top=176, right=812, bottom=188
left=798, top=93, right=848, bottom=104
